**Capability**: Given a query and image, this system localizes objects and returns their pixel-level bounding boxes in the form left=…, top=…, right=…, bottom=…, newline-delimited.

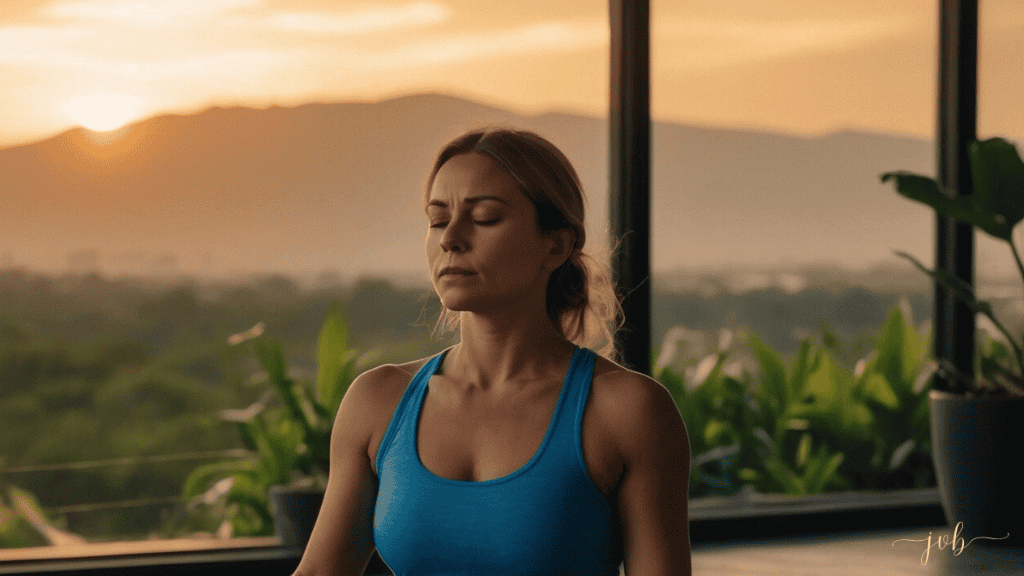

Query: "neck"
left=446, top=307, right=576, bottom=391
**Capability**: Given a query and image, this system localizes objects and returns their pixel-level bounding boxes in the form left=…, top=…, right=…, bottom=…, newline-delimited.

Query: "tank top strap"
left=374, top=347, right=449, bottom=477
left=545, top=347, right=595, bottom=453
left=568, top=347, right=596, bottom=428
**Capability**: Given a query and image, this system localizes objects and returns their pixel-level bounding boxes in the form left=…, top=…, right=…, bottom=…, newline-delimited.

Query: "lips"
left=438, top=266, right=475, bottom=278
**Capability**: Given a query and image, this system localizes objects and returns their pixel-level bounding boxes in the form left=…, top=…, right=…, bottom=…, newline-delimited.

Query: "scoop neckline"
left=412, top=346, right=582, bottom=486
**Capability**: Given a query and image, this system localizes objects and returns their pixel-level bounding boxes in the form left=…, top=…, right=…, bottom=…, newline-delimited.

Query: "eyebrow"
left=425, top=195, right=509, bottom=210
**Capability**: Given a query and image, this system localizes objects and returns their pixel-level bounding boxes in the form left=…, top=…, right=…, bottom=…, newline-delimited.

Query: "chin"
left=436, top=287, right=496, bottom=313
left=437, top=295, right=477, bottom=313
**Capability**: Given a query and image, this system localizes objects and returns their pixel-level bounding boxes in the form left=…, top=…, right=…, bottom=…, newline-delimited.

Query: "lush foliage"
left=179, top=301, right=939, bottom=538
left=658, top=304, right=935, bottom=497
left=0, top=310, right=245, bottom=541
left=882, top=137, right=1024, bottom=395
left=1, top=268, right=946, bottom=544
left=0, top=271, right=439, bottom=543
left=179, top=310, right=377, bottom=537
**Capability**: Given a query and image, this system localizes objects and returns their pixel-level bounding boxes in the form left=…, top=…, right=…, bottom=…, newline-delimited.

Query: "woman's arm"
left=610, top=372, right=692, bottom=575
left=291, top=368, right=396, bottom=576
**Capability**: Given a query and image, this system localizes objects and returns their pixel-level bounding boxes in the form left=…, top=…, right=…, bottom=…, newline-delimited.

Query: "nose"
left=439, top=216, right=468, bottom=253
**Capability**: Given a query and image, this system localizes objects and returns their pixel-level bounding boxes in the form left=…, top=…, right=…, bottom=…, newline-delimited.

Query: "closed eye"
left=430, top=219, right=497, bottom=228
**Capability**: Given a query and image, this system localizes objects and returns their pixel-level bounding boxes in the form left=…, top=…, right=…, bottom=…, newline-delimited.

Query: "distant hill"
left=2, top=93, right=950, bottom=281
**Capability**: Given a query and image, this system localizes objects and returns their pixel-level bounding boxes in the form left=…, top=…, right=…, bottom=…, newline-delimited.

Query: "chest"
left=414, top=375, right=622, bottom=499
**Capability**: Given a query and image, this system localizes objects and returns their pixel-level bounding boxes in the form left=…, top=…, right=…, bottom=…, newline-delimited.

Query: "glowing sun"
left=64, top=93, right=145, bottom=132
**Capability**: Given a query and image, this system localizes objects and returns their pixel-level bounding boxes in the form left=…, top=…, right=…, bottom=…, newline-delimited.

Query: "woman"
left=293, top=128, right=691, bottom=575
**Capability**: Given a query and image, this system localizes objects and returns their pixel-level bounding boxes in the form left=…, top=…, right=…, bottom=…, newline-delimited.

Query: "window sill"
left=0, top=489, right=945, bottom=575
left=690, top=487, right=945, bottom=541
left=0, top=537, right=300, bottom=575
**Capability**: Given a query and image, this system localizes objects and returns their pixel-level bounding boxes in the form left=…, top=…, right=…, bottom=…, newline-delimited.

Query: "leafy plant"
left=0, top=480, right=73, bottom=548
left=657, top=303, right=934, bottom=497
left=882, top=137, right=1024, bottom=396
left=181, top=309, right=375, bottom=537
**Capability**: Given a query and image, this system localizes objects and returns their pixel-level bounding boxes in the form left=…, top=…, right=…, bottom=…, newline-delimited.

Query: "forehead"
left=427, top=152, right=524, bottom=206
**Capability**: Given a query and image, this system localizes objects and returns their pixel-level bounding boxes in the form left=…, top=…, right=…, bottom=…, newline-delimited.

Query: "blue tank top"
left=373, top=347, right=622, bottom=576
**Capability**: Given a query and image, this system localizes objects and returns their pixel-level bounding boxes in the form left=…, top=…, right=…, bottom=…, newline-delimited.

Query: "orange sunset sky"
left=2, top=0, right=1022, bottom=148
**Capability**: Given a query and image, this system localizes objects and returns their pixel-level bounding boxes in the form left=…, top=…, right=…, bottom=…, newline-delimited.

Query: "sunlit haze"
left=62, top=92, right=145, bottom=132
left=1, top=0, right=1023, bottom=281
left=1, top=0, right=1021, bottom=146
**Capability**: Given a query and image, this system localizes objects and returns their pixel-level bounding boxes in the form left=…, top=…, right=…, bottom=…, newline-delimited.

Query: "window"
left=4, top=0, right=1014, bottom=570
left=649, top=0, right=941, bottom=502
left=976, top=0, right=1024, bottom=332
left=1, top=0, right=614, bottom=555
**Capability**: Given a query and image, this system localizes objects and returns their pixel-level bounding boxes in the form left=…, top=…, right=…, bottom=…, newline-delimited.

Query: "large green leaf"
left=749, top=331, right=788, bottom=416
left=788, top=337, right=818, bottom=401
left=803, top=447, right=844, bottom=494
left=254, top=339, right=288, bottom=385
left=873, top=304, right=919, bottom=394
left=225, top=475, right=275, bottom=536
left=181, top=459, right=255, bottom=500
left=317, top=309, right=355, bottom=412
left=804, top=352, right=838, bottom=405
left=254, top=339, right=315, bottom=438
left=970, top=137, right=1024, bottom=233
left=798, top=354, right=873, bottom=443
left=881, top=172, right=1014, bottom=240
left=860, top=372, right=899, bottom=410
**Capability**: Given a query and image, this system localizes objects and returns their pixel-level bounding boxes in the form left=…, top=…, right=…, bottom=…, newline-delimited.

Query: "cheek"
left=496, top=235, right=548, bottom=273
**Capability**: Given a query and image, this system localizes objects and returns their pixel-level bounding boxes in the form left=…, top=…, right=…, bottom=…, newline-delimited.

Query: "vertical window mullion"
left=934, top=0, right=978, bottom=391
left=609, top=0, right=652, bottom=373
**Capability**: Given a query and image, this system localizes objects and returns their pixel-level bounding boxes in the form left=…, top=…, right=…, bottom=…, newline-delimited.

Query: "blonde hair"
left=425, top=127, right=622, bottom=360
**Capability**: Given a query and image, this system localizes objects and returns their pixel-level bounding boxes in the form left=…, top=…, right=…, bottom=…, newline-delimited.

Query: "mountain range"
left=2, top=93, right=962, bottom=282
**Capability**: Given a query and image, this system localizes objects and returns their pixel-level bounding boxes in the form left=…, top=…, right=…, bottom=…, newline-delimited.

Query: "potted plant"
left=183, top=309, right=373, bottom=548
left=882, top=136, right=1024, bottom=546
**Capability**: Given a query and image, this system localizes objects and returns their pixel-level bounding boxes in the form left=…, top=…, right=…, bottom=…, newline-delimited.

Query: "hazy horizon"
left=3, top=93, right=1021, bottom=285
left=4, top=1, right=1022, bottom=286
left=3, top=1, right=1022, bottom=147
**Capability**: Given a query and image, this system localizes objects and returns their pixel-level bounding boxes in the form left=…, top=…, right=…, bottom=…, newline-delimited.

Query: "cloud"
left=1, top=12, right=607, bottom=73
left=656, top=16, right=920, bottom=71
left=357, top=19, right=608, bottom=69
left=64, top=49, right=285, bottom=80
left=0, top=25, right=96, bottom=64
left=39, top=0, right=452, bottom=35
left=41, top=0, right=262, bottom=27
left=3, top=2, right=447, bottom=68
left=4, top=10, right=911, bottom=84
left=266, top=2, right=450, bottom=36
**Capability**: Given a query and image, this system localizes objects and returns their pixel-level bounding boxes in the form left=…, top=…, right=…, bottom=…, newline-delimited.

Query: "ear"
left=544, top=228, right=575, bottom=271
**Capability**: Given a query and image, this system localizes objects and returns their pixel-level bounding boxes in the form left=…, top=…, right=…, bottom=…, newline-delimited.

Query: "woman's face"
left=425, top=152, right=563, bottom=315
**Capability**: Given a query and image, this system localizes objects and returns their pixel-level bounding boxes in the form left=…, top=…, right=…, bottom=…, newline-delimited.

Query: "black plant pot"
left=930, top=390, right=1024, bottom=547
left=268, top=485, right=393, bottom=574
left=268, top=486, right=325, bottom=549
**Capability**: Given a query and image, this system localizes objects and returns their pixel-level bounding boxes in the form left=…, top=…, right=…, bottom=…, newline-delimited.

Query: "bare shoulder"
left=590, top=356, right=692, bottom=574
left=334, top=355, right=436, bottom=474
left=345, top=357, right=428, bottom=406
left=589, top=355, right=689, bottom=455
left=590, top=355, right=681, bottom=422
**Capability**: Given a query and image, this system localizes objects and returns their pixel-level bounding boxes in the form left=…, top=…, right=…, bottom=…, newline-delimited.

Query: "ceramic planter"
left=268, top=486, right=325, bottom=549
left=929, top=390, right=1024, bottom=547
